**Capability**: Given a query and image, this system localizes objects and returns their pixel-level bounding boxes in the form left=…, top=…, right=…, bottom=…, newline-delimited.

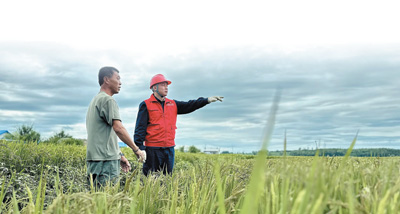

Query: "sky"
left=1, top=0, right=400, bottom=153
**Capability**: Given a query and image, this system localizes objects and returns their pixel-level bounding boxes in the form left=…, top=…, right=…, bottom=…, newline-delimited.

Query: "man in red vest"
left=134, top=74, right=223, bottom=176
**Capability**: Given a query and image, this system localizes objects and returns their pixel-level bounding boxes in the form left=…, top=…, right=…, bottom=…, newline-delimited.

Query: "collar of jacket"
left=150, top=94, right=165, bottom=103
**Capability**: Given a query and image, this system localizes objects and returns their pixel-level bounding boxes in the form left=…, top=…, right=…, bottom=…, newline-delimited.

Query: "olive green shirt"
left=86, top=91, right=121, bottom=161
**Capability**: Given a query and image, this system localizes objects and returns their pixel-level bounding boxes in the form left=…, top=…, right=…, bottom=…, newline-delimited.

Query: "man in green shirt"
left=86, top=66, right=146, bottom=187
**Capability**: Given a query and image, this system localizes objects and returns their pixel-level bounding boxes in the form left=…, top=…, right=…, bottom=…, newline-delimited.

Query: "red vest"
left=144, top=95, right=177, bottom=147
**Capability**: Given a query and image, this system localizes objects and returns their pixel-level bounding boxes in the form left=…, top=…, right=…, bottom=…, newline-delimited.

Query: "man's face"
left=155, top=82, right=168, bottom=97
left=108, top=71, right=121, bottom=94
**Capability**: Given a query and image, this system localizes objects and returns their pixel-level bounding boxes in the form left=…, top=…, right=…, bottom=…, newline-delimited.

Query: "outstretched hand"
left=208, top=96, right=224, bottom=103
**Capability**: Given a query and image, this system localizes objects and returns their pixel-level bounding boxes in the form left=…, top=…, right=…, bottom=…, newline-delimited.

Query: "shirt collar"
left=152, top=94, right=165, bottom=103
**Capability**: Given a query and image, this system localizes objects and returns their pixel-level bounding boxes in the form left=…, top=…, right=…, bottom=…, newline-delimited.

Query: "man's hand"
left=208, top=96, right=224, bottom=103
left=138, top=150, right=146, bottom=163
left=134, top=149, right=147, bottom=163
left=120, top=156, right=131, bottom=172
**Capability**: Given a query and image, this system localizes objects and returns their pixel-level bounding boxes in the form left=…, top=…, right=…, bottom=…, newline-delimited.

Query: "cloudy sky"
left=1, top=0, right=400, bottom=153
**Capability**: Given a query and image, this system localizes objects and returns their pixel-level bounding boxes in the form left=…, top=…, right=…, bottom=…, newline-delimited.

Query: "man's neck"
left=100, top=86, right=113, bottom=96
left=153, top=93, right=165, bottom=102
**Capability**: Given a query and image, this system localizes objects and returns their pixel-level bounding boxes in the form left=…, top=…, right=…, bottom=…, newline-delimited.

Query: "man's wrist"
left=120, top=152, right=124, bottom=157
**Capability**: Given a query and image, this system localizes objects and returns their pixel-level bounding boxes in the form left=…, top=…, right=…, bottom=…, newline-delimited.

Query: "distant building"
left=203, top=147, right=220, bottom=154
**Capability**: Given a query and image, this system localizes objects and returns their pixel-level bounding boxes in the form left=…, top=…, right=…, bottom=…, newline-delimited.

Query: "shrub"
left=188, top=145, right=200, bottom=153
left=57, top=138, right=84, bottom=146
left=5, top=125, right=41, bottom=143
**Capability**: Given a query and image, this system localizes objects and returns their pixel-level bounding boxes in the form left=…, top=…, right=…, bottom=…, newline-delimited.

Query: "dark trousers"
left=143, top=147, right=175, bottom=176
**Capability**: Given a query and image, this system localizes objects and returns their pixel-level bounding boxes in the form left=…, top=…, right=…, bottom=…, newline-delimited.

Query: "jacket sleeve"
left=134, top=101, right=148, bottom=150
left=175, top=97, right=209, bottom=114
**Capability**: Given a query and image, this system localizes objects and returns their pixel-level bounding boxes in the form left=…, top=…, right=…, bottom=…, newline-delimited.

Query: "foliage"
left=0, top=140, right=88, bottom=211
left=58, top=138, right=84, bottom=146
left=177, top=146, right=185, bottom=152
left=42, top=130, right=84, bottom=146
left=0, top=141, right=86, bottom=172
left=3, top=140, right=400, bottom=213
left=188, top=145, right=200, bottom=153
left=45, top=130, right=72, bottom=143
left=4, top=125, right=41, bottom=143
left=268, top=148, right=400, bottom=157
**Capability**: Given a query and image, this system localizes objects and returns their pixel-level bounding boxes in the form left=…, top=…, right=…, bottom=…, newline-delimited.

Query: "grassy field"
left=1, top=140, right=400, bottom=213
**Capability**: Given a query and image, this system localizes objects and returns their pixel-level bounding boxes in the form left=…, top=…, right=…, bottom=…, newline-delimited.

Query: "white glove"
left=208, top=96, right=224, bottom=103
left=138, top=150, right=147, bottom=163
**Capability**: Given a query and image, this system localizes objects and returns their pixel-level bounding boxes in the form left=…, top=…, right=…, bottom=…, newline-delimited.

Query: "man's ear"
left=103, top=76, right=109, bottom=85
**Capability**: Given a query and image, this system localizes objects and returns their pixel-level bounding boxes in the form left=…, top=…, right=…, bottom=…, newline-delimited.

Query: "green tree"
left=8, top=124, right=41, bottom=142
left=46, top=130, right=73, bottom=143
left=188, top=145, right=200, bottom=153
left=44, top=130, right=83, bottom=145
left=53, top=130, right=72, bottom=139
left=178, top=146, right=185, bottom=152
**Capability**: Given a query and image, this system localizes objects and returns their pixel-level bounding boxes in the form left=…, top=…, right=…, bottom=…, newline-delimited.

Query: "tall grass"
left=0, top=141, right=86, bottom=171
left=2, top=142, right=400, bottom=213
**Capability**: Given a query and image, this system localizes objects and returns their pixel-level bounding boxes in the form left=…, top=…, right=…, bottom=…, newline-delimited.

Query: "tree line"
left=267, top=148, right=400, bottom=157
left=2, top=124, right=84, bottom=145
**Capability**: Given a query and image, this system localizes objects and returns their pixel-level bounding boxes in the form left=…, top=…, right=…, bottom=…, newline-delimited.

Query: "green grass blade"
left=214, top=161, right=226, bottom=214
left=240, top=90, right=280, bottom=214
left=283, top=129, right=287, bottom=158
left=12, top=190, right=20, bottom=214
left=343, top=131, right=359, bottom=160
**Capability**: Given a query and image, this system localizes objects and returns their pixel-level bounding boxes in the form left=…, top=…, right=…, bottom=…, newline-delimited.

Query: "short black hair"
left=98, top=66, right=119, bottom=86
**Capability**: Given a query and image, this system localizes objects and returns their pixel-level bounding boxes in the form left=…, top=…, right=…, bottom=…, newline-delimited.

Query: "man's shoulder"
left=91, top=92, right=116, bottom=107
left=144, top=94, right=155, bottom=102
left=96, top=91, right=115, bottom=101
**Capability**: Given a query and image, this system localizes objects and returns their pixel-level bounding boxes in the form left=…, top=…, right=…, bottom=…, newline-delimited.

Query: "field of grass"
left=2, top=140, right=400, bottom=213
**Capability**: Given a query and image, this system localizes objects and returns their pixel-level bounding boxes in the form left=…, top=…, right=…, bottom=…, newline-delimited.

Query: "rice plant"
left=3, top=114, right=400, bottom=214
